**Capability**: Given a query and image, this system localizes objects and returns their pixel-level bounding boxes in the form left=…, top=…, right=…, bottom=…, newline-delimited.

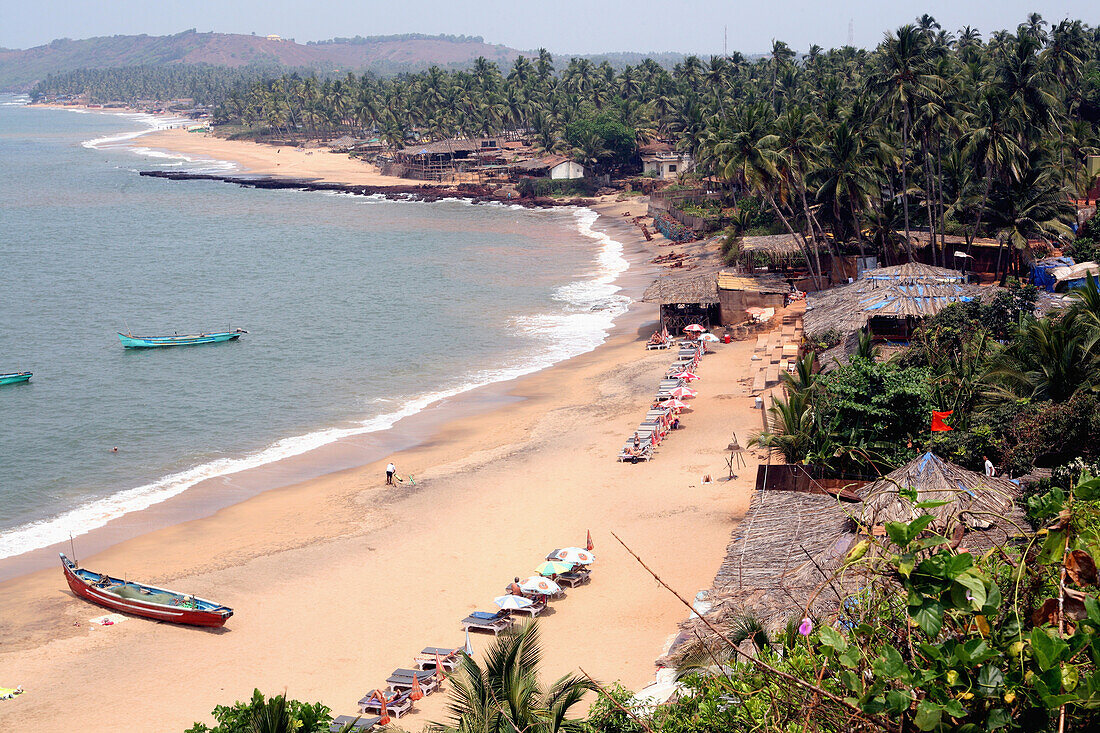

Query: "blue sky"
left=0, top=1, right=1093, bottom=54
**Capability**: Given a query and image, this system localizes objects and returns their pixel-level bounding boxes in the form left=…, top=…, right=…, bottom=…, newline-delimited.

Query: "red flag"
left=586, top=530, right=594, bottom=552
left=931, top=410, right=954, bottom=432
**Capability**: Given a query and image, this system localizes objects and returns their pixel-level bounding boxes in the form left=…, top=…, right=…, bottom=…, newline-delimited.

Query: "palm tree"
left=868, top=25, right=942, bottom=260
left=991, top=315, right=1099, bottom=403
left=433, top=622, right=593, bottom=733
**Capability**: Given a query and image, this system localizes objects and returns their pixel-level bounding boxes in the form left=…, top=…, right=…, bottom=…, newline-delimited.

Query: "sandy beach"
left=0, top=133, right=767, bottom=732
left=142, top=127, right=429, bottom=186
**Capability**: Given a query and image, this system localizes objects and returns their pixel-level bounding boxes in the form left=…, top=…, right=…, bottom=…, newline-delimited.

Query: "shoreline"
left=0, top=199, right=655, bottom=580
left=0, top=102, right=656, bottom=575
left=0, top=116, right=760, bottom=733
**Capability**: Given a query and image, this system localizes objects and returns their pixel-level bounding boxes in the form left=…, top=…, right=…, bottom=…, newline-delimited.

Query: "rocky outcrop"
left=137, top=171, right=593, bottom=209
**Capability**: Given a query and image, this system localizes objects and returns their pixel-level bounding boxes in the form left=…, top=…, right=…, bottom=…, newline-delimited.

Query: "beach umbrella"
left=519, top=576, right=562, bottom=595
left=409, top=674, right=425, bottom=701
left=587, top=529, right=594, bottom=551
left=434, top=652, right=447, bottom=683
left=700, top=333, right=720, bottom=342
left=665, top=398, right=689, bottom=410
left=552, top=547, right=596, bottom=565
left=669, top=386, right=697, bottom=399
left=375, top=690, right=391, bottom=725
left=683, top=324, right=706, bottom=333
left=464, top=629, right=474, bottom=656
left=534, top=560, right=573, bottom=576
left=670, top=371, right=700, bottom=382
left=495, top=595, right=534, bottom=610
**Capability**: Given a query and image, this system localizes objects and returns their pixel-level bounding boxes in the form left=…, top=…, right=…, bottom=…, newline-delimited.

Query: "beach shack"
left=716, top=271, right=789, bottom=325
left=512, top=155, right=585, bottom=180
left=639, top=142, right=694, bottom=180
left=394, top=138, right=502, bottom=180
left=659, top=452, right=1024, bottom=658
left=642, top=272, right=720, bottom=332
left=805, top=269, right=988, bottom=342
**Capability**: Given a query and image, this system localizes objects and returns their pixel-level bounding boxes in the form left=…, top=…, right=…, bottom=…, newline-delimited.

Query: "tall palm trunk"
left=766, top=191, right=822, bottom=290
left=921, top=138, right=937, bottom=267
left=901, top=110, right=913, bottom=262
left=936, top=139, right=948, bottom=268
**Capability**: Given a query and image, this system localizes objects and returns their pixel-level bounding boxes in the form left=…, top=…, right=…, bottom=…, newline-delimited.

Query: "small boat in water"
left=118, top=328, right=247, bottom=349
left=60, top=553, right=233, bottom=627
left=0, top=371, right=32, bottom=385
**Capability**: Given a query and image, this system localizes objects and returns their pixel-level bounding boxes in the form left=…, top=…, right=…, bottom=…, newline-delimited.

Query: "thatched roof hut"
left=642, top=273, right=719, bottom=306
left=659, top=453, right=1025, bottom=667
left=857, top=452, right=1026, bottom=544
left=863, top=262, right=967, bottom=283
left=643, top=272, right=721, bottom=331
left=804, top=278, right=992, bottom=338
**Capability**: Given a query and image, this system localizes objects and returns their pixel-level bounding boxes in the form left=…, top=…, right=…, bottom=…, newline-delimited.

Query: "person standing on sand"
left=386, top=461, right=396, bottom=485
left=983, top=455, right=996, bottom=477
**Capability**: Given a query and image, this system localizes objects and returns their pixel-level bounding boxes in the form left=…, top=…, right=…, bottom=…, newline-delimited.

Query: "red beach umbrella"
left=410, top=674, right=424, bottom=701
left=435, top=652, right=447, bottom=683
left=665, top=398, right=689, bottom=410
left=586, top=529, right=594, bottom=551
left=375, top=690, right=391, bottom=725
left=669, top=386, right=697, bottom=399
left=684, top=324, right=706, bottom=333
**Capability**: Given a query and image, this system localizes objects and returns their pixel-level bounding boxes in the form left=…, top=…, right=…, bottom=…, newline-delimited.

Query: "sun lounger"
left=619, top=443, right=652, bottom=462
left=331, top=715, right=381, bottom=732
left=461, top=610, right=514, bottom=635
left=558, top=568, right=591, bottom=587
left=386, top=669, right=440, bottom=694
left=413, top=647, right=460, bottom=671
left=357, top=690, right=413, bottom=717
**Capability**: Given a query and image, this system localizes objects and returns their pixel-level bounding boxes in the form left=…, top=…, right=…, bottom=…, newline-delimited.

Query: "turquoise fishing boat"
left=118, top=329, right=247, bottom=349
left=0, top=371, right=32, bottom=385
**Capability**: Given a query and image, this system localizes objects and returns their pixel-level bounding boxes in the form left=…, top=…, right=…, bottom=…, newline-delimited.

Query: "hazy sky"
left=0, top=1, right=1093, bottom=54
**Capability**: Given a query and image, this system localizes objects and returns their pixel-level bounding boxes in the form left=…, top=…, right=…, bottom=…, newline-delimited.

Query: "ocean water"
left=0, top=97, right=629, bottom=560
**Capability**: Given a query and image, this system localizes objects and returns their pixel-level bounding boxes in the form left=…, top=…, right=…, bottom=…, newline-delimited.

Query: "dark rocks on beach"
left=137, top=171, right=593, bottom=209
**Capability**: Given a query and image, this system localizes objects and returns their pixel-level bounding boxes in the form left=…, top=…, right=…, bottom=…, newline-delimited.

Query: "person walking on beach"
left=386, top=461, right=396, bottom=485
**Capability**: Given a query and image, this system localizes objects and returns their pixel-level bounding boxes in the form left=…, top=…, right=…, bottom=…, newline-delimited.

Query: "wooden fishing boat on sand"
left=118, top=328, right=247, bottom=349
left=0, top=371, right=32, bottom=385
left=60, top=553, right=233, bottom=627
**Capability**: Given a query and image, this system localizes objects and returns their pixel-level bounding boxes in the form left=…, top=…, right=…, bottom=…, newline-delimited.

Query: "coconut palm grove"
left=31, top=11, right=1100, bottom=733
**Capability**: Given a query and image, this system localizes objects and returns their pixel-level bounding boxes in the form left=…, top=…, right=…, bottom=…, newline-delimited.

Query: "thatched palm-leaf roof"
left=804, top=279, right=991, bottom=337
left=642, top=273, right=719, bottom=305
left=863, top=262, right=967, bottom=283
left=857, top=452, right=1025, bottom=541
left=659, top=454, right=1025, bottom=667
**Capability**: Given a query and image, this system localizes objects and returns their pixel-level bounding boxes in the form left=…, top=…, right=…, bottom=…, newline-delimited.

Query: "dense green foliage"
left=30, top=65, right=279, bottom=106
left=756, top=274, right=1100, bottom=478
left=431, top=622, right=593, bottom=733
left=184, top=689, right=334, bottom=733
left=209, top=14, right=1098, bottom=286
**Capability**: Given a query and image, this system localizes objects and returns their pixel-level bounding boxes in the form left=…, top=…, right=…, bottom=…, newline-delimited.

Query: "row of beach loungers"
left=329, top=545, right=595, bottom=731
left=460, top=548, right=594, bottom=635
left=619, top=338, right=706, bottom=463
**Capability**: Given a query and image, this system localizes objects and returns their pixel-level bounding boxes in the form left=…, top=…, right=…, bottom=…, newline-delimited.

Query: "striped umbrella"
left=669, top=386, right=697, bottom=399
left=534, top=560, right=573, bottom=577
left=670, top=371, right=700, bottom=381
left=410, top=674, right=425, bottom=701
left=519, top=575, right=562, bottom=595
left=552, top=547, right=596, bottom=565
left=664, top=398, right=689, bottom=410
left=495, top=595, right=534, bottom=610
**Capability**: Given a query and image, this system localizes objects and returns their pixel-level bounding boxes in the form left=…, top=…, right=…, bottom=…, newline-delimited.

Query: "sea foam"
left=0, top=204, right=632, bottom=561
